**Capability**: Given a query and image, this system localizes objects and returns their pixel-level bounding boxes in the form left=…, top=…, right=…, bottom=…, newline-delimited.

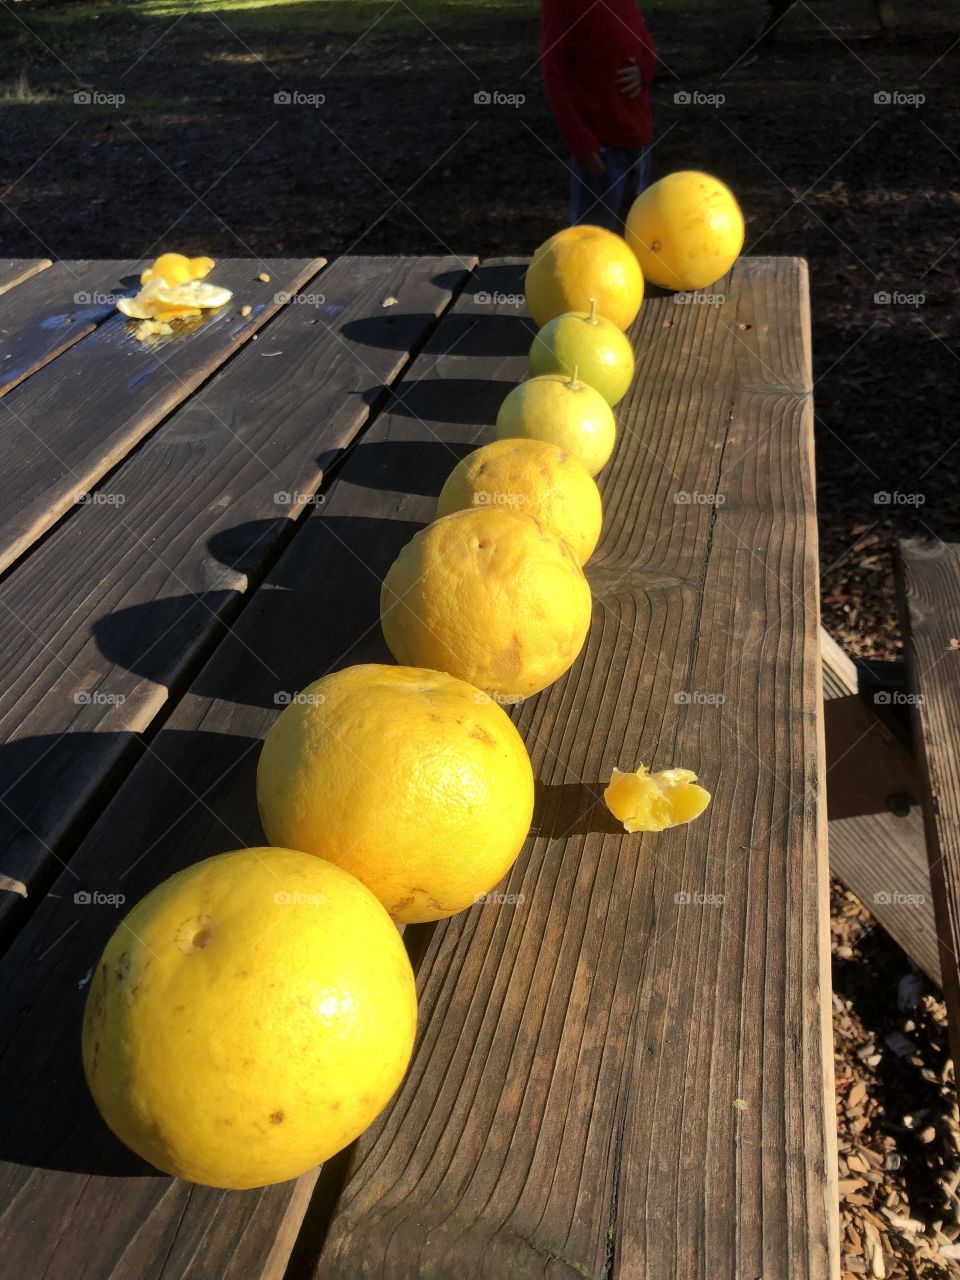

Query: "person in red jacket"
left=540, top=0, right=657, bottom=233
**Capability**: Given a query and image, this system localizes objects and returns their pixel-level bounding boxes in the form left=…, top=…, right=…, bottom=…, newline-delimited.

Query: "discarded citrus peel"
left=604, top=764, right=711, bottom=833
left=118, top=253, right=232, bottom=337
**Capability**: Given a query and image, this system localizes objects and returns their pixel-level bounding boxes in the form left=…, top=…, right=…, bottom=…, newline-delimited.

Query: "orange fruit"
left=625, top=171, right=744, bottom=291
left=380, top=507, right=592, bottom=699
left=257, top=664, right=534, bottom=922
left=525, top=225, right=644, bottom=330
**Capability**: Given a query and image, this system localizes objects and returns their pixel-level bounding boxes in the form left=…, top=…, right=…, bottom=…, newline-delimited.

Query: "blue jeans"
left=569, top=145, right=652, bottom=233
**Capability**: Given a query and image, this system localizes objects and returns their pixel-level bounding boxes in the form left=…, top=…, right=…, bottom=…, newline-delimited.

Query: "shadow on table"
left=0, top=726, right=263, bottom=1178
left=532, top=780, right=623, bottom=838
left=386, top=376, right=511, bottom=428
left=93, top=515, right=422, bottom=710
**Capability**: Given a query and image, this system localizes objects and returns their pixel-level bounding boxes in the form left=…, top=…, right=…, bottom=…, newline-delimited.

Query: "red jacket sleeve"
left=540, top=0, right=601, bottom=163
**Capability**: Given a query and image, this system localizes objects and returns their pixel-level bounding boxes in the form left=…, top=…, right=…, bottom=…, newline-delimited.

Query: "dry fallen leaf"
left=382, top=295, right=399, bottom=308
left=241, top=304, right=252, bottom=318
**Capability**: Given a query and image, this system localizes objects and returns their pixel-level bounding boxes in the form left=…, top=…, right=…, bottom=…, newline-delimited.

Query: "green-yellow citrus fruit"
left=495, top=373, right=617, bottom=477
left=257, top=664, right=534, bottom=922
left=82, top=847, right=417, bottom=1189
left=525, top=224, right=644, bottom=330
left=625, top=170, right=744, bottom=291
left=437, top=437, right=602, bottom=564
left=380, top=507, right=592, bottom=699
left=528, top=305, right=635, bottom=406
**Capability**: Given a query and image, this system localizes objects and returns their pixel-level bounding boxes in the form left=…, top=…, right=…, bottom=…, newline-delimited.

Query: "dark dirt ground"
left=2, top=1, right=960, bottom=1273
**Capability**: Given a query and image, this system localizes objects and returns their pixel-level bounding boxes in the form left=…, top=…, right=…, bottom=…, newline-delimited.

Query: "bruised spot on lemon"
left=82, top=847, right=416, bottom=1189
left=436, top=437, right=602, bottom=565
left=257, top=664, right=534, bottom=923
left=380, top=507, right=592, bottom=699
left=604, top=764, right=711, bottom=832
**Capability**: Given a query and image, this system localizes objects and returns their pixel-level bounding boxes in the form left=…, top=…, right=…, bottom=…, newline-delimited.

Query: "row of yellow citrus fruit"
left=82, top=171, right=741, bottom=1192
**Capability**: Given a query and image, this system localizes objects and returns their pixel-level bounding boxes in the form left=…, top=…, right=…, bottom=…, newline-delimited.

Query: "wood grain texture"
left=303, top=257, right=837, bottom=1279
left=0, top=257, right=473, bottom=1280
left=0, top=259, right=51, bottom=295
left=0, top=255, right=472, bottom=938
left=0, top=257, right=324, bottom=574
left=0, top=260, right=141, bottom=396
left=899, top=539, right=960, bottom=1059
left=820, top=627, right=938, bottom=982
left=0, top=259, right=834, bottom=1280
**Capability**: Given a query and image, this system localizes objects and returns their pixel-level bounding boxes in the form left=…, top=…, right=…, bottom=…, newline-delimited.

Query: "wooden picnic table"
left=0, top=254, right=838, bottom=1279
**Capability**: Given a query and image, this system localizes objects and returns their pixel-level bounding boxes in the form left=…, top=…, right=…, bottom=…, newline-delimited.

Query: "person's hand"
left=617, top=58, right=645, bottom=98
left=581, top=149, right=606, bottom=176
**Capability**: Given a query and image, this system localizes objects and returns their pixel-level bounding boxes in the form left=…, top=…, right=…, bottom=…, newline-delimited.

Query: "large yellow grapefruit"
left=437, top=437, right=602, bottom=564
left=257, top=665, right=534, bottom=922
left=380, top=507, right=592, bottom=699
left=625, top=171, right=744, bottom=291
left=82, top=847, right=417, bottom=1189
left=525, top=225, right=644, bottom=330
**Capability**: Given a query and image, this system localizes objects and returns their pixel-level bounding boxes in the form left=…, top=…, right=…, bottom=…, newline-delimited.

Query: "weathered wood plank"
left=303, top=258, right=836, bottom=1278
left=0, top=257, right=324, bottom=574
left=0, top=260, right=142, bottom=396
left=899, top=538, right=960, bottom=1061
left=0, top=259, right=833, bottom=1279
left=0, top=255, right=474, bottom=937
left=821, top=627, right=938, bottom=982
left=0, top=259, right=482, bottom=1280
left=0, top=258, right=51, bottom=295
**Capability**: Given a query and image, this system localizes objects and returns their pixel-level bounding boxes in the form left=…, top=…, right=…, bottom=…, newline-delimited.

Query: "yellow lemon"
left=525, top=224, right=644, bottom=330
left=604, top=764, right=711, bottom=832
left=625, top=171, right=744, bottom=291
left=437, top=438, right=602, bottom=565
left=496, top=372, right=616, bottom=476
left=82, top=847, right=416, bottom=1189
left=380, top=507, right=592, bottom=699
left=257, top=665, right=534, bottom=923
left=528, top=304, right=635, bottom=407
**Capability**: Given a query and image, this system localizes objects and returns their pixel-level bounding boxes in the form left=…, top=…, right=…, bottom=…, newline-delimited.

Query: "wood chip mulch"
left=832, top=879, right=960, bottom=1277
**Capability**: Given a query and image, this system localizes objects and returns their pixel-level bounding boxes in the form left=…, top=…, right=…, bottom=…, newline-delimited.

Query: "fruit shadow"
left=0, top=727, right=265, bottom=1178
left=531, top=780, right=624, bottom=838
left=92, top=514, right=422, bottom=710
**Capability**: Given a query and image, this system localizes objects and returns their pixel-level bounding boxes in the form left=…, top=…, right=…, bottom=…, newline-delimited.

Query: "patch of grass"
left=0, top=68, right=54, bottom=104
